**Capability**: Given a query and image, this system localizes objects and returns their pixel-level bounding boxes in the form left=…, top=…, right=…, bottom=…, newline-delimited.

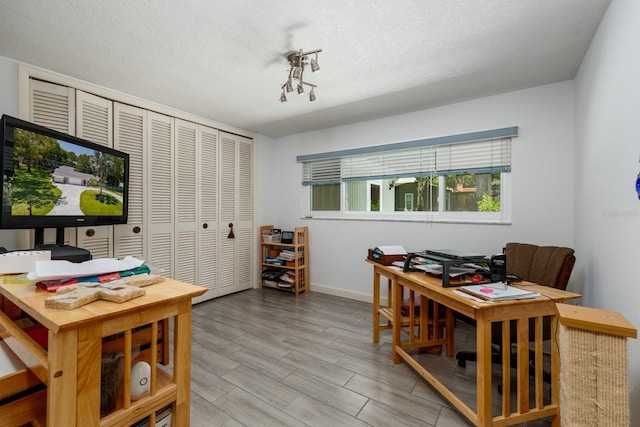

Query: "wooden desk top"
left=0, top=277, right=206, bottom=334
left=366, top=258, right=581, bottom=308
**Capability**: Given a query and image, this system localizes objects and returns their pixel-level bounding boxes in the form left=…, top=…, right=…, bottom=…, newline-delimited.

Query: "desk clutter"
left=0, top=249, right=51, bottom=274
left=44, top=275, right=164, bottom=309
left=368, top=246, right=515, bottom=288
left=4, top=255, right=165, bottom=309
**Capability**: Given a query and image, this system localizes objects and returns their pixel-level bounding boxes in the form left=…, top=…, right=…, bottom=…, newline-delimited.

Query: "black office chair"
left=455, top=243, right=576, bottom=377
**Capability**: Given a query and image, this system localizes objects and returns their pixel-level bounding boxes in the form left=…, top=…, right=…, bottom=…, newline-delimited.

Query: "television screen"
left=1, top=114, right=129, bottom=232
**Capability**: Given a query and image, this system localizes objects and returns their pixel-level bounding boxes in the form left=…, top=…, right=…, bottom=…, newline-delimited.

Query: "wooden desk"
left=371, top=261, right=454, bottom=355
left=367, top=260, right=581, bottom=426
left=0, top=277, right=205, bottom=427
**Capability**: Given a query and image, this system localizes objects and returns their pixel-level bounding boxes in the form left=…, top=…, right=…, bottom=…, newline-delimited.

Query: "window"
left=298, top=127, right=517, bottom=223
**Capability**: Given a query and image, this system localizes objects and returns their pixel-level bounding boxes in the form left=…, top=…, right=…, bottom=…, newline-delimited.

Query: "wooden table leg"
left=445, top=307, right=454, bottom=357
left=173, top=300, right=193, bottom=427
left=476, top=311, right=493, bottom=426
left=392, top=281, right=403, bottom=364
left=47, top=328, right=80, bottom=426
left=76, top=323, right=102, bottom=426
left=373, top=268, right=381, bottom=343
left=550, top=313, right=561, bottom=427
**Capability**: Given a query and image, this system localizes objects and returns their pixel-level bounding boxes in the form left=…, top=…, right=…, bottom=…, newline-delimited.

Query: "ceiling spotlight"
left=292, top=66, right=302, bottom=81
left=280, top=48, right=321, bottom=103
left=310, top=57, right=320, bottom=73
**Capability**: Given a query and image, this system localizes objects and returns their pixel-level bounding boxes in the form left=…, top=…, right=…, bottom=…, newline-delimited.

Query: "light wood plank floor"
left=179, top=288, right=554, bottom=426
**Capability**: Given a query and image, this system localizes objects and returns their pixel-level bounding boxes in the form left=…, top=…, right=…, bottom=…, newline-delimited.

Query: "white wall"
left=265, top=81, right=575, bottom=299
left=574, top=0, right=640, bottom=422
left=0, top=56, right=24, bottom=250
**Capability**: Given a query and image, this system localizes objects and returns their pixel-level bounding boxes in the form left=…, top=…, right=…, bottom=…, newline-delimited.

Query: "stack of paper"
left=459, top=283, right=540, bottom=301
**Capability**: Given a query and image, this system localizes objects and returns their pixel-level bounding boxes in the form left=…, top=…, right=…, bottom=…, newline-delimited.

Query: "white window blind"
left=434, top=138, right=511, bottom=175
left=299, top=127, right=517, bottom=185
left=301, top=158, right=341, bottom=184
left=341, top=147, right=436, bottom=181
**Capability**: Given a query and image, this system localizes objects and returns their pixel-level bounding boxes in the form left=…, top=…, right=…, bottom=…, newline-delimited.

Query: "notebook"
left=458, top=283, right=540, bottom=301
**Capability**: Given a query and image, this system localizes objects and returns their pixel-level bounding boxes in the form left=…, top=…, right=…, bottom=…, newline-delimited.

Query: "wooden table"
left=367, top=259, right=581, bottom=426
left=0, top=277, right=205, bottom=427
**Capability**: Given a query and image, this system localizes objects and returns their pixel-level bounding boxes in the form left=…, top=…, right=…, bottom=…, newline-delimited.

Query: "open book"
left=458, top=283, right=540, bottom=301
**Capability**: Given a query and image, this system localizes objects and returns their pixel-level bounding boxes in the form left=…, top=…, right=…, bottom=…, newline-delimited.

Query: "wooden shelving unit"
left=260, top=225, right=308, bottom=295
left=0, top=277, right=205, bottom=426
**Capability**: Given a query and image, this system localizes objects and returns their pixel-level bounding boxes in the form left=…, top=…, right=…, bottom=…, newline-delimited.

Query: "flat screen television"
left=1, top=114, right=129, bottom=256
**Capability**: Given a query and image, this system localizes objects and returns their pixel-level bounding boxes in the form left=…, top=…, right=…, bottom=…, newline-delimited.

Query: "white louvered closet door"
left=218, top=132, right=236, bottom=296
left=194, top=125, right=218, bottom=302
left=236, top=135, right=253, bottom=292
left=218, top=131, right=253, bottom=296
left=113, top=103, right=145, bottom=259
left=146, top=112, right=174, bottom=277
left=24, top=75, right=254, bottom=300
left=27, top=79, right=76, bottom=247
left=29, top=79, right=75, bottom=134
left=75, top=90, right=114, bottom=259
left=174, top=119, right=197, bottom=285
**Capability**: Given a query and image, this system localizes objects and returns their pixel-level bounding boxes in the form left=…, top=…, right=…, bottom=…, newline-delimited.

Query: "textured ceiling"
left=0, top=0, right=610, bottom=138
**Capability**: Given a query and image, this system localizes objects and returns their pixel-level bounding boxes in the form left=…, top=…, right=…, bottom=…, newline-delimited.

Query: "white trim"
left=296, top=126, right=518, bottom=162
left=308, top=282, right=382, bottom=304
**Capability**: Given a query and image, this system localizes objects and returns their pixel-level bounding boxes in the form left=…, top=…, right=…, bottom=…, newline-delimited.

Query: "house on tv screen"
left=52, top=165, right=97, bottom=186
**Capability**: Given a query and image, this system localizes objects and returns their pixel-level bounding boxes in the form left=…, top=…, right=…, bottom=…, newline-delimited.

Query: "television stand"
left=33, top=227, right=92, bottom=263
left=34, top=244, right=92, bottom=263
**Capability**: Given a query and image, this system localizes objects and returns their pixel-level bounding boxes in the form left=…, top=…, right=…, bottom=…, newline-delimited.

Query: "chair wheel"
left=457, top=359, right=466, bottom=368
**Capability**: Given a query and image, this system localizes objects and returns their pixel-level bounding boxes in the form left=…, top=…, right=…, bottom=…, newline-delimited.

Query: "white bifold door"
left=26, top=78, right=253, bottom=302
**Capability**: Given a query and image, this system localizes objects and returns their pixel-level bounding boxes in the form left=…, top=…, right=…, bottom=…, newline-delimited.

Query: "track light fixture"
left=280, top=48, right=321, bottom=103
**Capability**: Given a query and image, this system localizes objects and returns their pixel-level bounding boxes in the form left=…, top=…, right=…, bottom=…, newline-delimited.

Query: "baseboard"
left=308, top=282, right=388, bottom=306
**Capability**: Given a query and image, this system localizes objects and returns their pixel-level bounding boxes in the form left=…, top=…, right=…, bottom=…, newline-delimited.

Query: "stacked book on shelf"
left=263, top=248, right=303, bottom=266
left=278, top=249, right=296, bottom=261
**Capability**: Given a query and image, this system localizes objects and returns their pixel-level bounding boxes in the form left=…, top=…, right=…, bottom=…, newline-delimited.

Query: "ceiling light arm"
left=299, top=48, right=322, bottom=57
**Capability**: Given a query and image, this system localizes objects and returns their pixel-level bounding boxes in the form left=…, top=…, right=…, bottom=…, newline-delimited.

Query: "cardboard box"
left=0, top=250, right=51, bottom=274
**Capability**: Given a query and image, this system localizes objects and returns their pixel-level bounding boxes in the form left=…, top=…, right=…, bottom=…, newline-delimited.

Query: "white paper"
left=27, top=256, right=145, bottom=281
left=460, top=283, right=540, bottom=301
left=375, top=245, right=407, bottom=255
left=416, top=264, right=476, bottom=277
left=453, top=289, right=486, bottom=303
